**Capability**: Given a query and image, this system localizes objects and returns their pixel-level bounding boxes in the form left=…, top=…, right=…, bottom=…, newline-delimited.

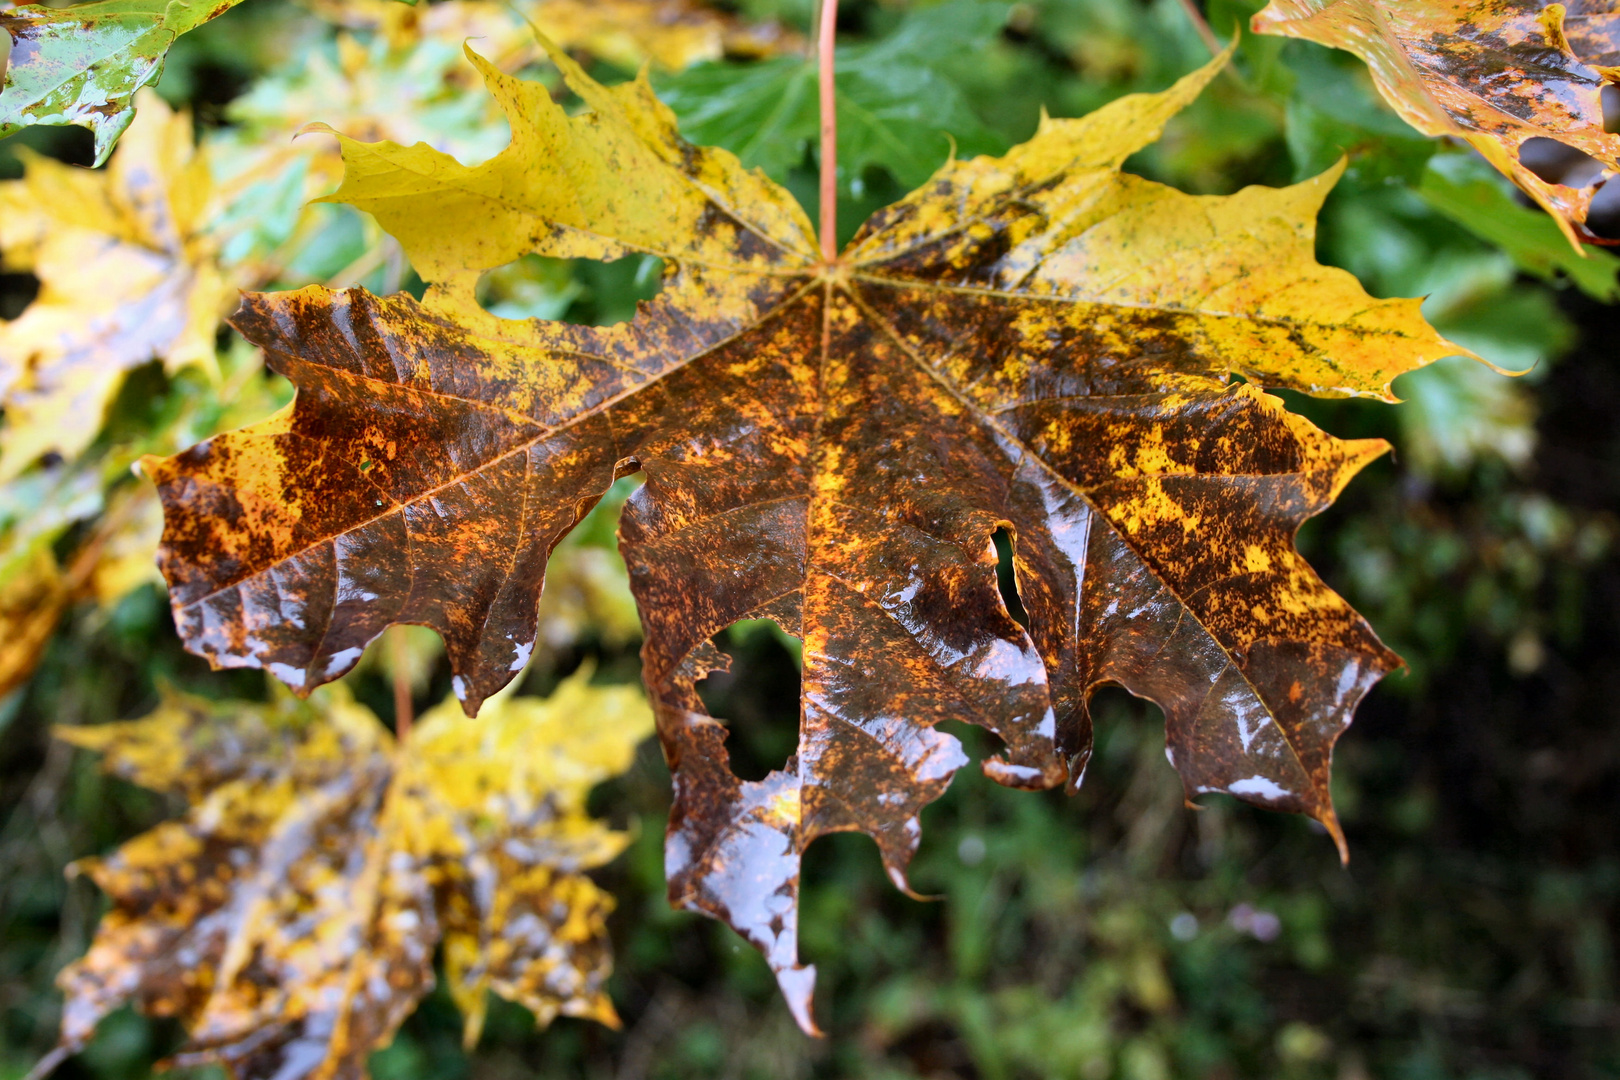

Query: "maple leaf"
left=1251, top=0, right=1620, bottom=248
left=0, top=0, right=248, bottom=164
left=49, top=667, right=651, bottom=1080
left=146, top=40, right=1471, bottom=1030
left=0, top=90, right=230, bottom=479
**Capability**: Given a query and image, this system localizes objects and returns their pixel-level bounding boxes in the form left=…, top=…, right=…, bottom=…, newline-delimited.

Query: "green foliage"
left=1418, top=153, right=1620, bottom=303
left=656, top=0, right=1009, bottom=192
left=0, top=0, right=1617, bottom=1077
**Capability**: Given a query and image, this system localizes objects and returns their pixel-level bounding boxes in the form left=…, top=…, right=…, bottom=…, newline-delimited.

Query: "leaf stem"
left=389, top=626, right=413, bottom=742
left=1176, top=0, right=1224, bottom=58
left=817, top=0, right=839, bottom=264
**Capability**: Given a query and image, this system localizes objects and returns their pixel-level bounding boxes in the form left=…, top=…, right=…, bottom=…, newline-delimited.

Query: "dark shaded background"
left=1, top=1, right=1617, bottom=1077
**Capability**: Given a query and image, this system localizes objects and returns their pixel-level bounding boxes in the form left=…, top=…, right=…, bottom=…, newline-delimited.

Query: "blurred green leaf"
left=1420, top=151, right=1620, bottom=303
left=656, top=0, right=1010, bottom=190
left=1282, top=46, right=1433, bottom=184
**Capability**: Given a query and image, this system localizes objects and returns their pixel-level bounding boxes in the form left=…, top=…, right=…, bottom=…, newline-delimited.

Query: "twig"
left=22, top=1045, right=69, bottom=1080
left=389, top=626, right=413, bottom=742
left=817, top=0, right=840, bottom=264
left=1176, top=0, right=1224, bottom=58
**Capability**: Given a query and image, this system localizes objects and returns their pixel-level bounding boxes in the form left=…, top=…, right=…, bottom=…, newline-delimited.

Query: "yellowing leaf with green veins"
left=0, top=91, right=230, bottom=479
left=0, top=0, right=250, bottom=164
left=48, top=668, right=652, bottom=1080
left=148, top=40, right=1476, bottom=1032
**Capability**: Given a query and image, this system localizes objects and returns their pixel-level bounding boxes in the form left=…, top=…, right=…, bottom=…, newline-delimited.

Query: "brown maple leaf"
left=50, top=669, right=651, bottom=1080
left=1252, top=0, right=1620, bottom=247
left=145, top=41, right=1470, bottom=1030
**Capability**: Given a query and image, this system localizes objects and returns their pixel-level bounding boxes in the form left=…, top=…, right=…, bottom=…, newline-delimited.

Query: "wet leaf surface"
left=147, top=40, right=1470, bottom=1030
left=1252, top=0, right=1620, bottom=246
left=50, top=668, right=651, bottom=1080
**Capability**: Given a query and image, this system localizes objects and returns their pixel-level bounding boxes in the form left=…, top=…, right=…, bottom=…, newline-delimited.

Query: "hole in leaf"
left=0, top=272, right=39, bottom=320
left=695, top=619, right=802, bottom=783
left=475, top=253, right=582, bottom=322
left=1518, top=137, right=1605, bottom=186
left=936, top=716, right=1007, bottom=763
left=1603, top=84, right=1620, bottom=135
left=1587, top=178, right=1620, bottom=240
left=475, top=253, right=664, bottom=326
left=991, top=527, right=1030, bottom=631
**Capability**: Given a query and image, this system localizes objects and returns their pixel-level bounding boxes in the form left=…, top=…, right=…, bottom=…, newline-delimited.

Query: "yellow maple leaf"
left=0, top=90, right=230, bottom=479
left=48, top=667, right=652, bottom=1080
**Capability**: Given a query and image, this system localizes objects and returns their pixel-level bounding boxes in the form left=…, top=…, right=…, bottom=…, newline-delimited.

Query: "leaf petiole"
left=818, top=0, right=840, bottom=264
left=390, top=626, right=414, bottom=742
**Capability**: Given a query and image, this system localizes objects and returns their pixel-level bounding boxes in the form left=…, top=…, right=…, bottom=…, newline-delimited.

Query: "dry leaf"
left=1252, top=0, right=1620, bottom=247
left=146, top=41, right=1470, bottom=1030
left=51, top=667, right=651, bottom=1080
left=0, top=90, right=230, bottom=478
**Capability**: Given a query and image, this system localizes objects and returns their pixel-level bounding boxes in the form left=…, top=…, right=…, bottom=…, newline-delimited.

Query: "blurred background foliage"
left=1, top=0, right=1618, bottom=1077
